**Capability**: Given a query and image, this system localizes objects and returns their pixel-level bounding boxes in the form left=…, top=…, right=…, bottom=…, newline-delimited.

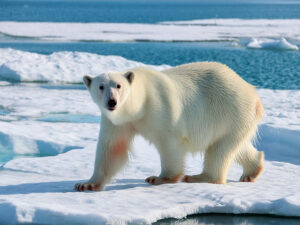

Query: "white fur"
left=75, top=62, right=264, bottom=191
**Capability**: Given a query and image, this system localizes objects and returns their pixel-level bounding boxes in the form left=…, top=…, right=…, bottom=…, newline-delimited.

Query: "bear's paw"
left=74, top=182, right=102, bottom=192
left=145, top=174, right=182, bottom=185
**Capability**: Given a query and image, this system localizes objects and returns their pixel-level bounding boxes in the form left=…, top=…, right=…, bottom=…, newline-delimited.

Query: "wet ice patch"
left=37, top=113, right=100, bottom=123
left=0, top=105, right=11, bottom=116
left=0, top=131, right=81, bottom=164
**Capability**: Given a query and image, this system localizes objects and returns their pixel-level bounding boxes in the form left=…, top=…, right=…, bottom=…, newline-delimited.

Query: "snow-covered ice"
left=1, top=140, right=300, bottom=225
left=247, top=38, right=299, bottom=51
left=0, top=49, right=169, bottom=83
left=0, top=84, right=98, bottom=159
left=0, top=19, right=300, bottom=43
left=0, top=83, right=299, bottom=224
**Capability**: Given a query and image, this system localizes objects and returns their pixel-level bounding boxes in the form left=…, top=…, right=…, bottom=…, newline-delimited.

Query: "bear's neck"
left=122, top=77, right=147, bottom=122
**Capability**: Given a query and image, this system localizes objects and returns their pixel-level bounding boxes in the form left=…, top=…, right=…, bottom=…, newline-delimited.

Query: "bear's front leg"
left=145, top=141, right=185, bottom=185
left=75, top=138, right=130, bottom=191
left=75, top=118, right=134, bottom=192
left=74, top=140, right=106, bottom=191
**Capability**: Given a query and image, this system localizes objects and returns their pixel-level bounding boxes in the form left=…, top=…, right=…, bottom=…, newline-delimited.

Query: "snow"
left=0, top=49, right=169, bottom=83
left=1, top=142, right=300, bottom=225
left=247, top=38, right=299, bottom=51
left=0, top=19, right=300, bottom=43
left=0, top=83, right=300, bottom=224
left=0, top=84, right=98, bottom=158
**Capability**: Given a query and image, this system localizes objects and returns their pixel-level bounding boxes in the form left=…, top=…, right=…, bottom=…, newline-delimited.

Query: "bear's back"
left=162, top=62, right=257, bottom=110
left=162, top=62, right=259, bottom=146
left=163, top=62, right=253, bottom=91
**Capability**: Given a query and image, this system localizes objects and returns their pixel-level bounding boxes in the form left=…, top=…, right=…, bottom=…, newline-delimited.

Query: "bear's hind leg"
left=183, top=135, right=241, bottom=184
left=236, top=142, right=264, bottom=182
left=145, top=142, right=185, bottom=185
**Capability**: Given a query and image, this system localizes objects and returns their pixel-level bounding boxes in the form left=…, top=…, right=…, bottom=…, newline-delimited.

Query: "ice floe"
left=0, top=136, right=299, bottom=224
left=247, top=38, right=299, bottom=51
left=0, top=48, right=169, bottom=83
left=0, top=85, right=299, bottom=224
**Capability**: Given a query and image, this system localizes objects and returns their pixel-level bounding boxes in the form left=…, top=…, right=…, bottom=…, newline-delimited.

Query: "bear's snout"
left=107, top=99, right=117, bottom=111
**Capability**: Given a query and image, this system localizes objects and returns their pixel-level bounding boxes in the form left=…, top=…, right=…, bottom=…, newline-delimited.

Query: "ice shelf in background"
left=0, top=19, right=300, bottom=43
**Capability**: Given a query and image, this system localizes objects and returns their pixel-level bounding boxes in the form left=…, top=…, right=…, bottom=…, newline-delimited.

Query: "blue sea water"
left=1, top=0, right=300, bottom=23
left=155, top=214, right=300, bottom=225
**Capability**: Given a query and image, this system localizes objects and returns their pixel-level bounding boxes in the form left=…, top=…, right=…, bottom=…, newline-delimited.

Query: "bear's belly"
left=135, top=124, right=212, bottom=153
left=179, top=133, right=212, bottom=153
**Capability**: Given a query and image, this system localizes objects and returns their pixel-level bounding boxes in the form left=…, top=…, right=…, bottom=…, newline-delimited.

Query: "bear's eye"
left=99, top=85, right=104, bottom=90
left=117, top=84, right=121, bottom=89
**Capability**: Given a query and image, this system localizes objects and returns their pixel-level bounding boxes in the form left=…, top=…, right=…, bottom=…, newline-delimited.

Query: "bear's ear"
left=83, top=75, right=92, bottom=88
left=124, top=71, right=134, bottom=84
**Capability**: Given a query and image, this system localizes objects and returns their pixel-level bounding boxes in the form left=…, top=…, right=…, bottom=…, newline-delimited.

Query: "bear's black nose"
left=107, top=99, right=117, bottom=110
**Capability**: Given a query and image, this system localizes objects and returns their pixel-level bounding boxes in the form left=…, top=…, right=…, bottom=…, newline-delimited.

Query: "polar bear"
left=75, top=62, right=264, bottom=192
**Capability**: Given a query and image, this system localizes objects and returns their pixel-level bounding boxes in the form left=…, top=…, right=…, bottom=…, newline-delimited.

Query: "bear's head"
left=83, top=71, right=134, bottom=124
